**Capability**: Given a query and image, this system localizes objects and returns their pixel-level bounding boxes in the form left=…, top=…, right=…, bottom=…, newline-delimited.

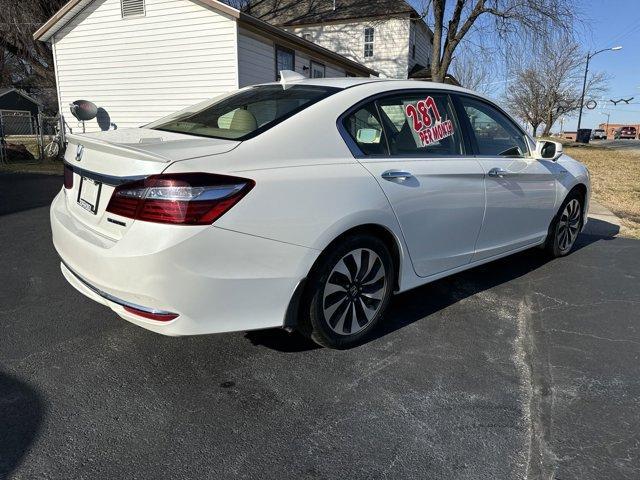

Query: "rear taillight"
left=64, top=164, right=74, bottom=189
left=106, top=173, right=254, bottom=225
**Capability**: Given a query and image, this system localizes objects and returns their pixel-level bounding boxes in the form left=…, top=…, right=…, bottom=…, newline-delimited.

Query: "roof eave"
left=0, top=88, right=43, bottom=106
left=33, top=0, right=376, bottom=76
left=33, top=0, right=241, bottom=42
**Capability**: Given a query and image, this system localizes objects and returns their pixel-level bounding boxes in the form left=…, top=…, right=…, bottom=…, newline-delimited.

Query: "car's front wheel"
left=545, top=192, right=584, bottom=257
left=299, top=234, right=394, bottom=349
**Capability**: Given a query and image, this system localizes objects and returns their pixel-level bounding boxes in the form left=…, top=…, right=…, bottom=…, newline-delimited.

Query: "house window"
left=364, top=27, right=374, bottom=58
left=310, top=61, right=325, bottom=78
left=121, top=0, right=145, bottom=18
left=275, top=45, right=295, bottom=80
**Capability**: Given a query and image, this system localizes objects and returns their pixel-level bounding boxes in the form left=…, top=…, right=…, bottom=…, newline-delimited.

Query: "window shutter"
left=121, top=0, right=145, bottom=18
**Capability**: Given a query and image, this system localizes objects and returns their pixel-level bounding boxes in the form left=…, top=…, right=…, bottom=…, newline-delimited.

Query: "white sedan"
left=51, top=75, right=590, bottom=348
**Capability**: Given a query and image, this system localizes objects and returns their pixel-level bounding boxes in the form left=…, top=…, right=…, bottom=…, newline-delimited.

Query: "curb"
left=587, top=200, right=622, bottom=237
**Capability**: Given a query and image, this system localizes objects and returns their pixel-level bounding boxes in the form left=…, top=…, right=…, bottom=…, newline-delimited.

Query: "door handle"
left=488, top=167, right=509, bottom=178
left=381, top=170, right=413, bottom=181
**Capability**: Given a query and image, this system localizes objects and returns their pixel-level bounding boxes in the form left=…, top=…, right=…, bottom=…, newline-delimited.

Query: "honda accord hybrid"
left=51, top=74, right=590, bottom=348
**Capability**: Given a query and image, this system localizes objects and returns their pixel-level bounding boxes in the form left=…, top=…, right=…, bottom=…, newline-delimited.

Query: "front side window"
left=310, top=61, right=325, bottom=78
left=376, top=93, right=463, bottom=157
left=364, top=27, right=374, bottom=58
left=148, top=85, right=339, bottom=140
left=275, top=45, right=295, bottom=80
left=343, top=102, right=387, bottom=156
left=460, top=97, right=528, bottom=157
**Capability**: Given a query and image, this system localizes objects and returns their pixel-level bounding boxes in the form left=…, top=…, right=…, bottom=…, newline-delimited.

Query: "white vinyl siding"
left=237, top=29, right=275, bottom=86
left=409, top=20, right=432, bottom=70
left=289, top=17, right=412, bottom=79
left=53, top=0, right=238, bottom=132
left=237, top=28, right=346, bottom=87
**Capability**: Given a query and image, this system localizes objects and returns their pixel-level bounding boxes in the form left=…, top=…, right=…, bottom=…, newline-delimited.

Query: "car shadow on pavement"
left=0, top=173, right=62, bottom=217
left=249, top=217, right=620, bottom=352
left=0, top=373, right=44, bottom=480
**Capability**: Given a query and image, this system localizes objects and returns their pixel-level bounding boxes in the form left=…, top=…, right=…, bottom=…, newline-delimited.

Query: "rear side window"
left=459, top=97, right=528, bottom=157
left=376, top=93, right=463, bottom=157
left=147, top=85, right=339, bottom=140
left=342, top=102, right=387, bottom=156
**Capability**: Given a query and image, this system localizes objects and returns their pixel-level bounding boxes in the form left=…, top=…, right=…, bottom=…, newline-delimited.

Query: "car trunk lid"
left=63, top=128, right=240, bottom=239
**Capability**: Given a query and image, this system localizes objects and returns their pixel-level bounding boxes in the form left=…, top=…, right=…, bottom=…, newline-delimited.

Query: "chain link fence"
left=0, top=111, right=60, bottom=164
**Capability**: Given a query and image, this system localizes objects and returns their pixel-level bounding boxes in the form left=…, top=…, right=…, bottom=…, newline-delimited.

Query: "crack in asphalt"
left=513, top=292, right=561, bottom=480
left=547, top=328, right=640, bottom=346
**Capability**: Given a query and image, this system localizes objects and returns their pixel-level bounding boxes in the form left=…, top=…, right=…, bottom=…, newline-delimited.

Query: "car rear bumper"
left=51, top=190, right=319, bottom=336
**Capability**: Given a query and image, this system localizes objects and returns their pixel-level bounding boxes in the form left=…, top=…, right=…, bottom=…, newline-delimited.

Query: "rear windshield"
left=147, top=85, right=340, bottom=140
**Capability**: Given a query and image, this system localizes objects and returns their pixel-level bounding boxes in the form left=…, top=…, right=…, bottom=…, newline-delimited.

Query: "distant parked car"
left=614, top=126, right=637, bottom=139
left=591, top=129, right=607, bottom=140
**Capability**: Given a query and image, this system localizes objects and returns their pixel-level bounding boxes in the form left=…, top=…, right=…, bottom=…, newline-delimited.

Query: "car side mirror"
left=535, top=140, right=563, bottom=161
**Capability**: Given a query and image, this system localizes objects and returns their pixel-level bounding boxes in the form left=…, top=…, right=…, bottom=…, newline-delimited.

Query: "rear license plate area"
left=77, top=176, right=102, bottom=214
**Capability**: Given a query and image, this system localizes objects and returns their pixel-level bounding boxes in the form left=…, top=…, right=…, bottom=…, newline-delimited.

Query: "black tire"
left=298, top=234, right=394, bottom=349
left=544, top=191, right=584, bottom=257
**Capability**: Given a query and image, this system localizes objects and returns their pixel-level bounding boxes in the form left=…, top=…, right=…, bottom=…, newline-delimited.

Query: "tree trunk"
left=531, top=123, right=539, bottom=137
left=429, top=0, right=446, bottom=82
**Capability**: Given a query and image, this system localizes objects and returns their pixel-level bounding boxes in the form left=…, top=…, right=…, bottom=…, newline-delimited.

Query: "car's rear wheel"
left=299, top=234, right=394, bottom=349
left=545, top=192, right=583, bottom=257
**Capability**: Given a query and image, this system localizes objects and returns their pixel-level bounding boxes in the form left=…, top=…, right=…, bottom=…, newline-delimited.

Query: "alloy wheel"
left=557, top=199, right=581, bottom=253
left=322, top=248, right=387, bottom=336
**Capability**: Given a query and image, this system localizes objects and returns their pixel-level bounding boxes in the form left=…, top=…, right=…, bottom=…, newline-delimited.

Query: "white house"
left=34, top=0, right=376, bottom=132
left=246, top=0, right=434, bottom=80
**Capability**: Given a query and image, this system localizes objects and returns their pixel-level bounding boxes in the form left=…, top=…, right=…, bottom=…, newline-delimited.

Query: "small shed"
left=33, top=0, right=377, bottom=132
left=0, top=88, right=42, bottom=135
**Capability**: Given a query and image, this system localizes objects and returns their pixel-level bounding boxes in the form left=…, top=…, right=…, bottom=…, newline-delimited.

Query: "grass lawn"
left=564, top=144, right=640, bottom=239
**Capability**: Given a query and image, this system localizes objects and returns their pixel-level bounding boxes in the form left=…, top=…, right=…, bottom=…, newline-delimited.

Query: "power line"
left=600, top=12, right=640, bottom=49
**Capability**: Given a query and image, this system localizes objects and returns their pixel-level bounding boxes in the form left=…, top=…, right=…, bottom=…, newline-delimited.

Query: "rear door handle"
left=381, top=170, right=413, bottom=181
left=488, top=167, right=509, bottom=178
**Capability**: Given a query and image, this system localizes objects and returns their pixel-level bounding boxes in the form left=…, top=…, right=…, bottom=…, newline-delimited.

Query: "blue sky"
left=408, top=0, right=640, bottom=131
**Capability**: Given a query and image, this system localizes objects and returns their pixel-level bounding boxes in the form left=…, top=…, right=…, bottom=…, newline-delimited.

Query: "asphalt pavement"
left=1, top=172, right=639, bottom=479
left=591, top=138, right=640, bottom=153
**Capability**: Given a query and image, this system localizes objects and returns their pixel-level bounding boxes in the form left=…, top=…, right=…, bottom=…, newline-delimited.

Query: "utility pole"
left=601, top=111, right=611, bottom=138
left=576, top=46, right=622, bottom=139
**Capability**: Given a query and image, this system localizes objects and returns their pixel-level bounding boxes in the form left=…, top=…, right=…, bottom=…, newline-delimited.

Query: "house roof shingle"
left=245, top=0, right=418, bottom=26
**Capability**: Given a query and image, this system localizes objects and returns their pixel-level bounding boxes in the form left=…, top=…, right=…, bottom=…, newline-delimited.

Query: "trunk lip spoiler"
left=65, top=162, right=148, bottom=186
left=67, top=133, right=172, bottom=163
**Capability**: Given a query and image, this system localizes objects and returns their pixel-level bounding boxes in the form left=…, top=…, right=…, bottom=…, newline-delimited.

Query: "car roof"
left=255, top=76, right=478, bottom=96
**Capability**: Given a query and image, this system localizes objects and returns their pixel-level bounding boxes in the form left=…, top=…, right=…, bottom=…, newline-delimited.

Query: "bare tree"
left=505, top=39, right=608, bottom=136
left=449, top=47, right=491, bottom=92
left=419, top=0, right=577, bottom=83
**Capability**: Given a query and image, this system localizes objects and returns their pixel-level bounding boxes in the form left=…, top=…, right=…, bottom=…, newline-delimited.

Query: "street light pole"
left=576, top=46, right=622, bottom=137
left=576, top=53, right=591, bottom=133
